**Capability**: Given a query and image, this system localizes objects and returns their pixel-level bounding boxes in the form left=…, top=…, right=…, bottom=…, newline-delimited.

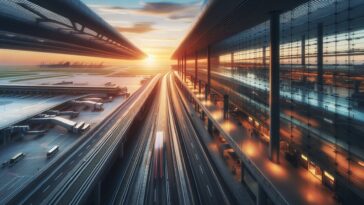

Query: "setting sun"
left=144, top=55, right=155, bottom=65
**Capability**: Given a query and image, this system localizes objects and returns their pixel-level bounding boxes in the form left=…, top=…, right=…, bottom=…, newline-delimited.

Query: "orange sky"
left=0, top=1, right=204, bottom=69
left=0, top=49, right=168, bottom=67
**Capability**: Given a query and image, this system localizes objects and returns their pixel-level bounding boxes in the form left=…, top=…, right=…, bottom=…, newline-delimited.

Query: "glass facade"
left=188, top=0, right=364, bottom=199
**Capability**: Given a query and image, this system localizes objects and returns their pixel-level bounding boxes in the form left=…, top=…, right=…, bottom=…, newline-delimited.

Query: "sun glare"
left=145, top=55, right=155, bottom=65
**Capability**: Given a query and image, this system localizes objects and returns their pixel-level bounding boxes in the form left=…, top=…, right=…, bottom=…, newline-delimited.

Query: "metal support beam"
left=201, top=111, right=205, bottom=121
left=184, top=54, right=187, bottom=82
left=231, top=52, right=235, bottom=76
left=181, top=56, right=184, bottom=79
left=208, top=119, right=213, bottom=134
left=207, top=45, right=211, bottom=96
left=177, top=58, right=180, bottom=75
left=180, top=57, right=182, bottom=76
left=262, top=46, right=266, bottom=67
left=195, top=52, right=198, bottom=89
left=223, top=94, right=229, bottom=120
left=199, top=80, right=202, bottom=94
left=301, top=35, right=305, bottom=66
left=205, top=84, right=209, bottom=101
left=269, top=11, right=280, bottom=163
left=181, top=57, right=183, bottom=77
left=317, top=23, right=324, bottom=92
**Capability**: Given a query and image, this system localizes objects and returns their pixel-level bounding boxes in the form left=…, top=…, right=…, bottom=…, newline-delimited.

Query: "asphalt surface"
left=108, top=72, right=237, bottom=205
left=168, top=73, right=235, bottom=205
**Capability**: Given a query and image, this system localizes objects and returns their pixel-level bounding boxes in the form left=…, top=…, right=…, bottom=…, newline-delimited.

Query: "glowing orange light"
left=202, top=100, right=212, bottom=106
left=242, top=141, right=256, bottom=157
left=262, top=133, right=270, bottom=142
left=266, top=162, right=286, bottom=178
left=248, top=116, right=253, bottom=122
left=306, top=192, right=315, bottom=203
left=358, top=161, right=364, bottom=167
left=301, top=154, right=308, bottom=161
left=196, top=93, right=204, bottom=98
left=222, top=121, right=235, bottom=132
left=211, top=111, right=223, bottom=120
left=324, top=171, right=335, bottom=181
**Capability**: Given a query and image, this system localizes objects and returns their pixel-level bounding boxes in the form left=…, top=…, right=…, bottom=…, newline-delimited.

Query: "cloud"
left=139, top=2, right=191, bottom=14
left=90, top=1, right=202, bottom=20
left=115, top=22, right=155, bottom=34
left=169, top=12, right=197, bottom=20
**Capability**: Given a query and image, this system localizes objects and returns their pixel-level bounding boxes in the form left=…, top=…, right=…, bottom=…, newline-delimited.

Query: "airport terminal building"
left=174, top=0, right=364, bottom=204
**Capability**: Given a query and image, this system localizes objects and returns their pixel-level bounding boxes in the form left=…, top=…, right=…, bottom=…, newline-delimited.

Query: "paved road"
left=168, top=73, right=235, bottom=205
left=110, top=72, right=236, bottom=205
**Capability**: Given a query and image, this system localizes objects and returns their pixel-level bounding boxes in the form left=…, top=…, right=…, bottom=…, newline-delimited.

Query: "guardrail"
left=166, top=73, right=193, bottom=205
left=173, top=72, right=289, bottom=205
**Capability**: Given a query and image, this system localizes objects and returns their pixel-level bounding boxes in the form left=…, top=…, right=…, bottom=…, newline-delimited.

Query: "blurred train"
left=153, top=131, right=164, bottom=180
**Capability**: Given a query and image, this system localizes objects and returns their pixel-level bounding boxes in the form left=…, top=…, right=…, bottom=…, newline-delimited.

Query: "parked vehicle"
left=47, top=145, right=59, bottom=158
left=9, top=152, right=25, bottom=164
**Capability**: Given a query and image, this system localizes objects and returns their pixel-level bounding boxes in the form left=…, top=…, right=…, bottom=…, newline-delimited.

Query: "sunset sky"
left=0, top=0, right=205, bottom=68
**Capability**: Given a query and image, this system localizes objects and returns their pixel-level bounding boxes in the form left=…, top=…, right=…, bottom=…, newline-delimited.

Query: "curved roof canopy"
left=0, top=0, right=146, bottom=59
left=172, top=0, right=308, bottom=59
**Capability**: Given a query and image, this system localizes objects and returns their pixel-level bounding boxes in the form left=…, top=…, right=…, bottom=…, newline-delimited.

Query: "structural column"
left=205, top=84, right=209, bottom=101
left=181, top=57, right=183, bottom=75
left=194, top=52, right=198, bottom=89
left=317, top=23, right=324, bottom=108
left=269, top=11, right=280, bottom=163
left=177, top=57, right=181, bottom=75
left=201, top=111, right=205, bottom=120
left=231, top=52, right=235, bottom=76
left=301, top=35, right=306, bottom=66
left=181, top=55, right=184, bottom=80
left=179, top=57, right=182, bottom=77
left=262, top=46, right=266, bottom=67
left=317, top=23, right=323, bottom=92
left=208, top=119, right=213, bottom=134
left=199, top=80, right=202, bottom=94
left=223, top=94, right=229, bottom=119
left=207, top=45, right=211, bottom=98
left=180, top=56, right=183, bottom=79
left=184, top=54, right=187, bottom=82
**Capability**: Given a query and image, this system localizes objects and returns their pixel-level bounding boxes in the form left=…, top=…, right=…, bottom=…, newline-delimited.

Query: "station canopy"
left=172, top=0, right=308, bottom=59
left=0, top=0, right=146, bottom=59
